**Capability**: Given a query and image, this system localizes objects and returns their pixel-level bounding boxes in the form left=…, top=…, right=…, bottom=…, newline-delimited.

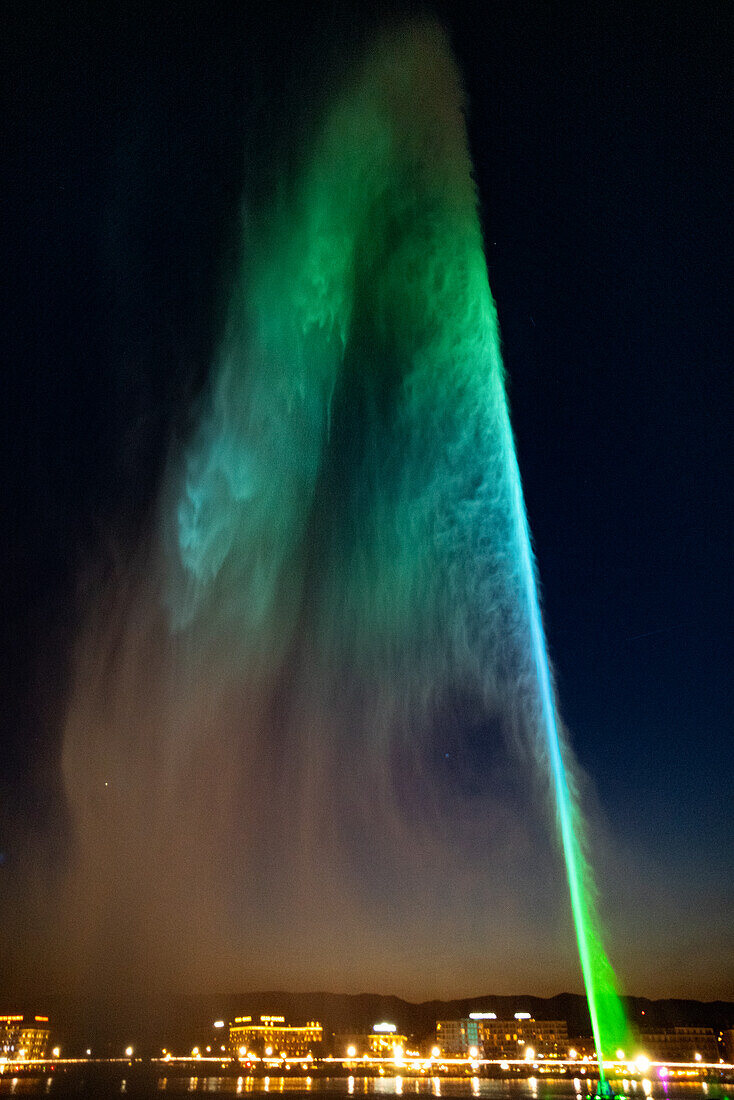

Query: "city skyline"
left=2, top=997, right=732, bottom=1069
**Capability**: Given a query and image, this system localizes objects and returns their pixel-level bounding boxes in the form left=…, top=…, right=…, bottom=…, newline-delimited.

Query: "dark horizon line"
left=10, top=989, right=732, bottom=1007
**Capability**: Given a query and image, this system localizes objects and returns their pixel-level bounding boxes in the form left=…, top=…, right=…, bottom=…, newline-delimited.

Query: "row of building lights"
left=2, top=1011, right=727, bottom=1071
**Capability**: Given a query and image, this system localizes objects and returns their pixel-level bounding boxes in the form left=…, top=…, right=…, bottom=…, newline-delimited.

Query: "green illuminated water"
left=171, top=24, right=630, bottom=1063
left=501, top=405, right=630, bottom=1071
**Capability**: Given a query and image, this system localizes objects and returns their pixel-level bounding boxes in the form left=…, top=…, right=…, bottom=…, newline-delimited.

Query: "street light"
left=347, top=1045, right=357, bottom=1058
left=125, top=1046, right=133, bottom=1059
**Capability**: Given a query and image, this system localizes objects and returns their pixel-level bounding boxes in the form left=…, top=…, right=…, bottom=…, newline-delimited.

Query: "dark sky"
left=3, top=1, right=732, bottom=1000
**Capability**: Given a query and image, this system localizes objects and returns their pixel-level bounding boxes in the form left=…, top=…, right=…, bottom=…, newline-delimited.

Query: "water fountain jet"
left=59, top=25, right=633, bottom=1060
left=165, top=25, right=632, bottom=1065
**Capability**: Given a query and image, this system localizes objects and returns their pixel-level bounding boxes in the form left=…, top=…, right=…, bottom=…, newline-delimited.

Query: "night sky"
left=2, top=1, right=732, bottom=1001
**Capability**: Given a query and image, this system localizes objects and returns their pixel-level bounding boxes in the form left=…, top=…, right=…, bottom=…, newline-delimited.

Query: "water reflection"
left=1, top=1076, right=733, bottom=1097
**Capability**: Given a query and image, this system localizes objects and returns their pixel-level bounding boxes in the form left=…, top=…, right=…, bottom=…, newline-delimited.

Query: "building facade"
left=435, top=1019, right=483, bottom=1055
left=566, top=1036, right=597, bottom=1060
left=332, top=1026, right=408, bottom=1059
left=368, top=1025, right=408, bottom=1057
left=0, top=1014, right=51, bottom=1061
left=481, top=1018, right=569, bottom=1059
left=229, top=1015, right=322, bottom=1059
left=722, top=1029, right=734, bottom=1064
left=635, top=1027, right=718, bottom=1064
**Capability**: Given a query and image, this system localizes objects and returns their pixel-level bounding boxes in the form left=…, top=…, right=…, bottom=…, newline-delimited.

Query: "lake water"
left=1, top=1076, right=732, bottom=1099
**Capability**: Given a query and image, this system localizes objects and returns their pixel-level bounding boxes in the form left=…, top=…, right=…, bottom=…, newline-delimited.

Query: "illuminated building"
left=368, top=1022, right=407, bottom=1057
left=229, top=1015, right=322, bottom=1058
left=0, top=1014, right=51, bottom=1061
left=567, top=1036, right=597, bottom=1059
left=436, top=1013, right=567, bottom=1058
left=722, top=1029, right=734, bottom=1064
left=480, top=1016, right=568, bottom=1058
left=633, top=1027, right=718, bottom=1064
left=331, top=1023, right=408, bottom=1059
left=435, top=1018, right=484, bottom=1055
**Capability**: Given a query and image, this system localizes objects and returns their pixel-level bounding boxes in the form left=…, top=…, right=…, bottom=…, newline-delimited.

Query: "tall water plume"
left=60, top=21, right=628, bottom=1055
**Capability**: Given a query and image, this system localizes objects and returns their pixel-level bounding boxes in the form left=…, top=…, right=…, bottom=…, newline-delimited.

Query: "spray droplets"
left=59, top=23, right=627, bottom=1031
